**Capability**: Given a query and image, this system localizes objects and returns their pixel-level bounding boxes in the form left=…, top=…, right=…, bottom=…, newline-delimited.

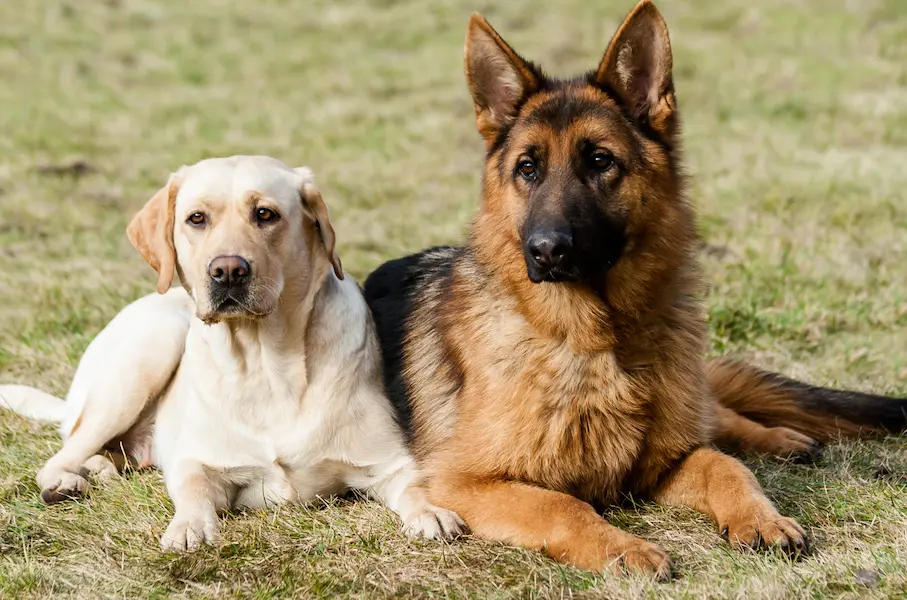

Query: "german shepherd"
left=364, top=0, right=907, bottom=577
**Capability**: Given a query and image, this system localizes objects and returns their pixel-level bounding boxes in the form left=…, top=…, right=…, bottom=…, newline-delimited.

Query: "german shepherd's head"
left=466, top=0, right=695, bottom=312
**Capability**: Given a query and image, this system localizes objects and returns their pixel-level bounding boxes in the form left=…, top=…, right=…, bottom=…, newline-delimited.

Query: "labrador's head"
left=127, top=156, right=343, bottom=324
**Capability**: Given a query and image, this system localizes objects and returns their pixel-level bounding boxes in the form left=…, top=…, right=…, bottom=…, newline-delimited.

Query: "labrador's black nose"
left=208, top=255, right=251, bottom=287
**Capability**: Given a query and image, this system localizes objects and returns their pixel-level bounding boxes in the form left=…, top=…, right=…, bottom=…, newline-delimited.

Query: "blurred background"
left=1, top=1, right=905, bottom=598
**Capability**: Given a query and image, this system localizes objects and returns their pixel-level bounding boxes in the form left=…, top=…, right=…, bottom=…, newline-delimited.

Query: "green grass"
left=1, top=0, right=906, bottom=598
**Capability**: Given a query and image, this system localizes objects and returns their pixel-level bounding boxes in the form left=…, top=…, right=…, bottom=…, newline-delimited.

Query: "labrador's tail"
left=0, top=385, right=66, bottom=423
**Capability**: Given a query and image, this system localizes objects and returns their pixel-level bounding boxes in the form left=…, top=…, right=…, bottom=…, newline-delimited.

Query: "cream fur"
left=0, top=156, right=464, bottom=551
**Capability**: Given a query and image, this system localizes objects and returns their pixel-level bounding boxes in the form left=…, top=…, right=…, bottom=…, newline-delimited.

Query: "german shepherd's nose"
left=208, top=255, right=251, bottom=288
left=526, top=231, right=573, bottom=271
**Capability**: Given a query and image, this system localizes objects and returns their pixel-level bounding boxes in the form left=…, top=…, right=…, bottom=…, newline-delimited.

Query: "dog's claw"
left=40, top=472, right=89, bottom=503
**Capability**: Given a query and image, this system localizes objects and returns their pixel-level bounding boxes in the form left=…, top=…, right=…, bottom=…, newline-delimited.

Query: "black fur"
left=364, top=246, right=460, bottom=440
left=772, top=374, right=907, bottom=433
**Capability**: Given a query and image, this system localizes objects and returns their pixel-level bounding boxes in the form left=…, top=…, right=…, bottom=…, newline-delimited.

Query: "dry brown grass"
left=1, top=0, right=906, bottom=598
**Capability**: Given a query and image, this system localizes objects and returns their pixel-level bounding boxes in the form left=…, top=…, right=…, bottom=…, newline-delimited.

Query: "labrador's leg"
left=160, top=462, right=231, bottom=552
left=652, top=447, right=807, bottom=553
left=37, top=302, right=188, bottom=503
left=78, top=446, right=154, bottom=480
left=79, top=452, right=127, bottom=481
left=37, top=367, right=174, bottom=502
left=38, top=414, right=141, bottom=502
left=430, top=473, right=671, bottom=578
left=38, top=407, right=149, bottom=502
left=367, top=463, right=466, bottom=540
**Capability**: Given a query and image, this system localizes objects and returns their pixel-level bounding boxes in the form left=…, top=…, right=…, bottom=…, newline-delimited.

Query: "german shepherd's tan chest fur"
left=402, top=254, right=710, bottom=506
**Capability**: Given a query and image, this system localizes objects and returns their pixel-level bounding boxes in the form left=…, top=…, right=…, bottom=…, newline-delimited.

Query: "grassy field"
left=1, top=0, right=906, bottom=598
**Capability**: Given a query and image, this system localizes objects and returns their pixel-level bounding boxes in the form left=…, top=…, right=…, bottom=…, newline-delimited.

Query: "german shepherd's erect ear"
left=465, top=1, right=676, bottom=142
left=595, top=0, right=676, bottom=137
left=464, top=13, right=541, bottom=146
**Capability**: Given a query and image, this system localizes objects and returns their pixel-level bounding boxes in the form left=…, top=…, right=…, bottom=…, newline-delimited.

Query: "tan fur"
left=299, top=179, right=343, bottom=279
left=712, top=404, right=817, bottom=458
left=127, top=178, right=179, bottom=294
left=126, top=162, right=341, bottom=320
left=595, top=0, right=676, bottom=136
left=465, top=15, right=542, bottom=145
left=705, top=359, right=891, bottom=443
left=396, top=1, right=808, bottom=576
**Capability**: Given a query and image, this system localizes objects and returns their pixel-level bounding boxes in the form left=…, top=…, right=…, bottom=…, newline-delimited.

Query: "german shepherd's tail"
left=706, top=359, right=907, bottom=441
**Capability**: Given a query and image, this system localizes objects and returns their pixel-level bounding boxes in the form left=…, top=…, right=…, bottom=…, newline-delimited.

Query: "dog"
left=363, top=0, right=907, bottom=577
left=0, top=155, right=464, bottom=551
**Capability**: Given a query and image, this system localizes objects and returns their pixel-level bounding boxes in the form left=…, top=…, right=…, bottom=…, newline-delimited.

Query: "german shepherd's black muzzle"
left=523, top=229, right=579, bottom=283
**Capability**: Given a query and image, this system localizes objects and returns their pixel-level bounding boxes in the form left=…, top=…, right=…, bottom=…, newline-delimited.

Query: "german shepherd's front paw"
left=613, top=540, right=672, bottom=581
left=721, top=511, right=808, bottom=556
left=560, top=527, right=672, bottom=579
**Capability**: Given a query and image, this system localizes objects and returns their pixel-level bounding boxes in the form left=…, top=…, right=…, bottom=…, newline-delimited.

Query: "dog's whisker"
left=7, top=156, right=453, bottom=557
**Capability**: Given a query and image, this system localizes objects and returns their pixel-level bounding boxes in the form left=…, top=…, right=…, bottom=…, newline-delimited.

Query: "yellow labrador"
left=0, top=155, right=464, bottom=551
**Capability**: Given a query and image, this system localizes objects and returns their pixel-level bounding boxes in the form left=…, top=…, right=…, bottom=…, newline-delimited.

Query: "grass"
left=1, top=0, right=906, bottom=597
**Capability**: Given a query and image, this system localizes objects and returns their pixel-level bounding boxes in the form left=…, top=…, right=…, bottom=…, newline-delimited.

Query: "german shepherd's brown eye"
left=187, top=212, right=206, bottom=227
left=518, top=159, right=538, bottom=181
left=589, top=151, right=615, bottom=172
left=255, top=208, right=280, bottom=224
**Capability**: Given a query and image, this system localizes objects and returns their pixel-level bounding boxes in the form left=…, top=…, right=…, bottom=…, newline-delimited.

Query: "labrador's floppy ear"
left=126, top=174, right=179, bottom=294
left=295, top=167, right=343, bottom=280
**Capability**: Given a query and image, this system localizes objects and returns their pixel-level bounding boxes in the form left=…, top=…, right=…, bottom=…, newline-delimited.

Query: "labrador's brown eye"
left=256, top=208, right=279, bottom=224
left=187, top=212, right=206, bottom=226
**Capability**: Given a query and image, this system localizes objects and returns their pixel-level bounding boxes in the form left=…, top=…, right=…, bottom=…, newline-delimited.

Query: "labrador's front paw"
left=402, top=504, right=467, bottom=540
left=160, top=512, right=221, bottom=552
left=39, top=471, right=90, bottom=504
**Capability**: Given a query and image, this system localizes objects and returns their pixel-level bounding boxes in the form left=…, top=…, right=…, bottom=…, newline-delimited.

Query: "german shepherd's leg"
left=713, top=405, right=821, bottom=461
left=652, top=447, right=807, bottom=554
left=431, top=474, right=671, bottom=579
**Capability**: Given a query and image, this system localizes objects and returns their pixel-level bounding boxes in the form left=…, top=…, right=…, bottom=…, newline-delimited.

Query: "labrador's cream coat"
left=0, top=155, right=463, bottom=551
